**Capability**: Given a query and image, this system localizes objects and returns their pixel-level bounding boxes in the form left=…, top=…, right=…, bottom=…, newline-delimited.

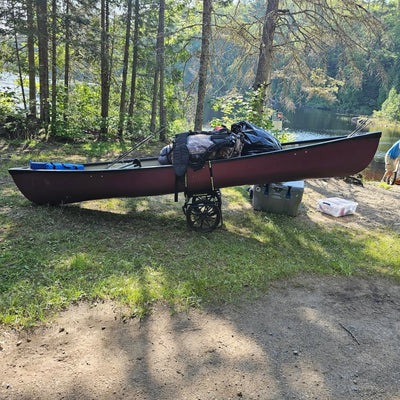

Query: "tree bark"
left=100, top=0, right=110, bottom=139
left=51, top=0, right=57, bottom=136
left=26, top=0, right=37, bottom=117
left=63, top=0, right=70, bottom=124
left=13, top=17, right=27, bottom=112
left=252, top=0, right=279, bottom=115
left=127, top=0, right=140, bottom=134
left=156, top=0, right=166, bottom=141
left=150, top=70, right=159, bottom=135
left=194, top=0, right=212, bottom=131
left=118, top=0, right=133, bottom=140
left=36, top=0, right=50, bottom=126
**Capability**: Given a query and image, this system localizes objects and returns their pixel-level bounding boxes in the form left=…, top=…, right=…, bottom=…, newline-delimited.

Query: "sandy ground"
left=1, top=178, right=400, bottom=400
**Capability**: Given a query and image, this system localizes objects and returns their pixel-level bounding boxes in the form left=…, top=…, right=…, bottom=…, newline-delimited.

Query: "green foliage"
left=209, top=89, right=295, bottom=143
left=0, top=90, right=37, bottom=139
left=56, top=83, right=102, bottom=140
left=374, top=87, right=400, bottom=122
left=302, top=68, right=344, bottom=104
left=210, top=89, right=274, bottom=130
left=0, top=90, right=22, bottom=118
left=382, top=88, right=400, bottom=121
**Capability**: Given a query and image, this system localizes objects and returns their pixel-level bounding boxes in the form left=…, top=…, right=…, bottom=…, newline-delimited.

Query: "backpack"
left=158, top=127, right=243, bottom=176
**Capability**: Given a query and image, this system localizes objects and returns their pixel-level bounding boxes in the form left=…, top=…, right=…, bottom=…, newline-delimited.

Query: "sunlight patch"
left=57, top=252, right=94, bottom=272
left=300, top=307, right=343, bottom=340
left=78, top=199, right=129, bottom=214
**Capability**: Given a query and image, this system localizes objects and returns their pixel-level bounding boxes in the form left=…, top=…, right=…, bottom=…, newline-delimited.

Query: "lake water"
left=283, top=107, right=400, bottom=180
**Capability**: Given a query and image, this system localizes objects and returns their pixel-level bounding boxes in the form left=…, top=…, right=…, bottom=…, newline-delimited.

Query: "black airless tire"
left=186, top=198, right=221, bottom=232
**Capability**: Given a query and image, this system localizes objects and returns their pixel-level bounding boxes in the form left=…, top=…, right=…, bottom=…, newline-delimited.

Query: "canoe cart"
left=183, top=189, right=222, bottom=233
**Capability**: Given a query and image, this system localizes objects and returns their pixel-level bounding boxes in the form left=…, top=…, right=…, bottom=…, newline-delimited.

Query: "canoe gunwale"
left=8, top=131, right=382, bottom=206
left=8, top=131, right=382, bottom=174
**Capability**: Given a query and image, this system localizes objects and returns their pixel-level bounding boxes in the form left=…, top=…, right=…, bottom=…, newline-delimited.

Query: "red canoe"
left=9, top=131, right=381, bottom=206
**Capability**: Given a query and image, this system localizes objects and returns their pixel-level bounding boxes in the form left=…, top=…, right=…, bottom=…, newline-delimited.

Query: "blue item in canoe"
left=29, top=161, right=84, bottom=170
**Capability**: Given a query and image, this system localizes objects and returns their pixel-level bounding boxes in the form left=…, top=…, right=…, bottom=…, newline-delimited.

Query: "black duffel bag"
left=231, top=120, right=281, bottom=155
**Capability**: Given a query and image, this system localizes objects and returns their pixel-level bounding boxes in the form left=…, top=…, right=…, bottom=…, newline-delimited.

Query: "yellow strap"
left=208, top=161, right=215, bottom=191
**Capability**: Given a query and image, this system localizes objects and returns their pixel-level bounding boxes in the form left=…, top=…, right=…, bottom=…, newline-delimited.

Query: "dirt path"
left=1, top=179, right=400, bottom=400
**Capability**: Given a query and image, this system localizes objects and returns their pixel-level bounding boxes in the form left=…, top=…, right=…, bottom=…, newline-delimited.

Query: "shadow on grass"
left=1, top=181, right=398, bottom=327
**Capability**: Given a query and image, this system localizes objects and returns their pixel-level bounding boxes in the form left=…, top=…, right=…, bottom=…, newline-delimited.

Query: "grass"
left=1, top=139, right=400, bottom=327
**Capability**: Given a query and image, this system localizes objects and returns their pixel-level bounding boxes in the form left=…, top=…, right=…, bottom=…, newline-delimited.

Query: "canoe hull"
left=9, top=131, right=382, bottom=205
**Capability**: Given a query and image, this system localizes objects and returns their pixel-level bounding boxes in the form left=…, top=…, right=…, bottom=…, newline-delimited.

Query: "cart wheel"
left=185, top=193, right=222, bottom=233
left=388, top=171, right=397, bottom=185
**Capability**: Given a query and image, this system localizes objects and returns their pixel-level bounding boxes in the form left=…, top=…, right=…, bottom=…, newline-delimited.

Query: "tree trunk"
left=150, top=70, right=159, bottom=135
left=118, top=0, right=133, bottom=140
left=13, top=21, right=27, bottom=112
left=252, top=0, right=279, bottom=115
left=194, top=0, right=212, bottom=131
left=51, top=0, right=57, bottom=136
left=63, top=0, right=70, bottom=124
left=100, top=0, right=110, bottom=139
left=157, top=0, right=166, bottom=141
left=26, top=0, right=37, bottom=117
left=127, top=0, right=140, bottom=134
left=36, top=0, right=50, bottom=127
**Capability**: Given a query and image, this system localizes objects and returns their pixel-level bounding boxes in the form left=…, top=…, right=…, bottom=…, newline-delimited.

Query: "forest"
left=0, top=0, right=400, bottom=143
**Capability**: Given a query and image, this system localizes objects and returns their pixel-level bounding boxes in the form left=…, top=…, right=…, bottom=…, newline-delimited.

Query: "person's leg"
left=383, top=154, right=396, bottom=181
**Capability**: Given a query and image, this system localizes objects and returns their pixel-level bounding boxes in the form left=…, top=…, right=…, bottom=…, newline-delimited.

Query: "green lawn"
left=1, top=140, right=399, bottom=327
